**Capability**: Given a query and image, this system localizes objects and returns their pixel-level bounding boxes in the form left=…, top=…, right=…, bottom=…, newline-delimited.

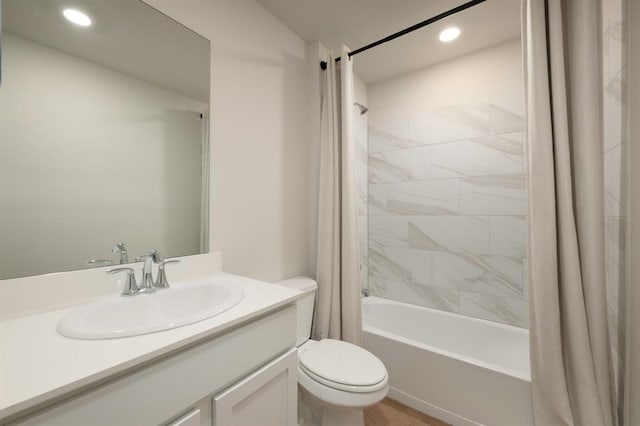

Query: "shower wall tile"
left=604, top=28, right=624, bottom=85
left=522, top=258, right=529, bottom=301
left=368, top=246, right=431, bottom=286
left=369, top=215, right=408, bottom=248
left=431, top=133, right=523, bottom=178
left=459, top=175, right=526, bottom=215
left=358, top=215, right=368, bottom=290
left=408, top=101, right=490, bottom=146
left=490, top=216, right=527, bottom=258
left=354, top=102, right=368, bottom=294
left=367, top=75, right=527, bottom=328
left=603, top=69, right=626, bottom=151
left=356, top=181, right=368, bottom=216
left=360, top=258, right=369, bottom=291
left=606, top=280, right=626, bottom=365
left=602, top=0, right=628, bottom=414
left=604, top=141, right=628, bottom=217
left=383, top=279, right=460, bottom=313
left=460, top=292, right=529, bottom=328
left=368, top=184, right=386, bottom=215
left=368, top=277, right=388, bottom=298
left=603, top=0, right=625, bottom=82
left=369, top=146, right=432, bottom=183
left=358, top=216, right=368, bottom=250
left=408, top=216, right=490, bottom=254
left=605, top=217, right=626, bottom=290
left=368, top=117, right=409, bottom=153
left=489, top=91, right=525, bottom=135
left=385, top=180, right=459, bottom=215
left=355, top=127, right=367, bottom=156
left=355, top=143, right=369, bottom=216
left=432, top=252, right=524, bottom=299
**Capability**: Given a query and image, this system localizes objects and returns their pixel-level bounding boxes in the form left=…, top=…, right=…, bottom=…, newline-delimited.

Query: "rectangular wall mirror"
left=0, top=0, right=211, bottom=279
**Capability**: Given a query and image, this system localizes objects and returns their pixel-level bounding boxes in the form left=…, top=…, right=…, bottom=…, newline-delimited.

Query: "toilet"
left=275, top=277, right=388, bottom=426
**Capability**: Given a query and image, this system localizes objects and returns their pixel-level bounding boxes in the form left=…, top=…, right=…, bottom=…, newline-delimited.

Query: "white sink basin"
left=57, top=281, right=243, bottom=339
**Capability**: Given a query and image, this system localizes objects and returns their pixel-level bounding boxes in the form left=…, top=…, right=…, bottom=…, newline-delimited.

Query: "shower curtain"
left=522, top=0, right=616, bottom=424
left=313, top=46, right=363, bottom=345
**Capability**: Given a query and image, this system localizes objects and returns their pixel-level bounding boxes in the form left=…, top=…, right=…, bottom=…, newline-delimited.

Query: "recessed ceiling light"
left=439, top=27, right=461, bottom=43
left=63, top=8, right=92, bottom=27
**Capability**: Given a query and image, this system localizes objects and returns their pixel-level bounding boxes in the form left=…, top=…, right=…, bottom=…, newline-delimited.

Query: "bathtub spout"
left=362, top=289, right=370, bottom=297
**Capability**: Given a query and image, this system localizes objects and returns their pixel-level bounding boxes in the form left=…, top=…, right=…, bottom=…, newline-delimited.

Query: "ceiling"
left=256, top=0, right=522, bottom=84
left=3, top=0, right=210, bottom=102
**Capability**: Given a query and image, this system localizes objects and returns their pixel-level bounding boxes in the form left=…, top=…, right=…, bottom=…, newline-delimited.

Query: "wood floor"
left=364, top=398, right=450, bottom=426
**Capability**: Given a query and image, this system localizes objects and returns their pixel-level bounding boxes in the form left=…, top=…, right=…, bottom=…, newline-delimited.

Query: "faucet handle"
left=111, top=243, right=129, bottom=264
left=155, top=259, right=181, bottom=289
left=107, top=267, right=140, bottom=297
left=150, top=250, right=164, bottom=263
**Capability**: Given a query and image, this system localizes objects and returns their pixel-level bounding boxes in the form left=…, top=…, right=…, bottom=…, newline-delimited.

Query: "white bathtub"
left=362, top=297, right=534, bottom=426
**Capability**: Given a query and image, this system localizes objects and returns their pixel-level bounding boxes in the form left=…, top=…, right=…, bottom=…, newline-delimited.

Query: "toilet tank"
left=273, top=276, right=317, bottom=346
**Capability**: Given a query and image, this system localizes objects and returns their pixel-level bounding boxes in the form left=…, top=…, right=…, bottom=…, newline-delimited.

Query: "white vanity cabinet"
left=7, top=306, right=297, bottom=426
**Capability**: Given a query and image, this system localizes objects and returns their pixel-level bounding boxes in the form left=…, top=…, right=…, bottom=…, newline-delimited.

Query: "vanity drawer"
left=9, top=305, right=296, bottom=426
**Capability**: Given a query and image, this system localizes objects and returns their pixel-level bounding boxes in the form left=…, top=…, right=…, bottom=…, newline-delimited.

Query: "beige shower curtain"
left=313, top=46, right=363, bottom=346
left=523, top=0, right=615, bottom=424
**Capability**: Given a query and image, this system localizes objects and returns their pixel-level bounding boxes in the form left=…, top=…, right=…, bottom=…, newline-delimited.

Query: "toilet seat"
left=298, top=339, right=387, bottom=393
left=298, top=363, right=389, bottom=410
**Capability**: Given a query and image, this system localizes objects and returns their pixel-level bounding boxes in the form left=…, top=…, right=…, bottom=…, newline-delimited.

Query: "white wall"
left=366, top=39, right=528, bottom=328
left=0, top=33, right=205, bottom=279
left=144, top=0, right=314, bottom=283
left=368, top=40, right=523, bottom=117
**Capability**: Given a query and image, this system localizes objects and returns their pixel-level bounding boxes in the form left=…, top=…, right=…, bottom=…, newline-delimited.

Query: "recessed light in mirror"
left=439, top=27, right=461, bottom=43
left=63, top=9, right=92, bottom=27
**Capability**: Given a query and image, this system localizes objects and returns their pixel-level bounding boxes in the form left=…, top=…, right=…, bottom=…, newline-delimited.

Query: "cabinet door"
left=213, top=349, right=297, bottom=426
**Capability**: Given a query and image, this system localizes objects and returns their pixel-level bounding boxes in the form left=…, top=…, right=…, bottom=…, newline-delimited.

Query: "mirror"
left=0, top=0, right=211, bottom=279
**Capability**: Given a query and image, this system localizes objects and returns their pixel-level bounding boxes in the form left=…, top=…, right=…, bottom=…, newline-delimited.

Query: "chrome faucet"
left=106, top=250, right=181, bottom=296
left=140, top=250, right=163, bottom=290
left=361, top=288, right=370, bottom=297
left=112, top=242, right=129, bottom=264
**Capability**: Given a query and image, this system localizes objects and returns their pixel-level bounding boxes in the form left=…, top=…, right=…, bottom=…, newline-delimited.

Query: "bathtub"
left=362, top=297, right=534, bottom=426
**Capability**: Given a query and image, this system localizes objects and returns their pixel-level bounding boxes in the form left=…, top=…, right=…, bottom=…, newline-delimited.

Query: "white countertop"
left=0, top=273, right=301, bottom=421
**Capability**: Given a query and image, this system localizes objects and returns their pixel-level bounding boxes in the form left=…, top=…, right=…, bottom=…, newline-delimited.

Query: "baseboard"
left=387, top=387, right=482, bottom=426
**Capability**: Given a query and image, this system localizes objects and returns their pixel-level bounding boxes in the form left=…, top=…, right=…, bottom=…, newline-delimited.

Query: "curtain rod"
left=320, top=0, right=487, bottom=70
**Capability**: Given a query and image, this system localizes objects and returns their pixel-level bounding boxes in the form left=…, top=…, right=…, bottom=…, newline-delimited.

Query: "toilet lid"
left=298, top=339, right=387, bottom=388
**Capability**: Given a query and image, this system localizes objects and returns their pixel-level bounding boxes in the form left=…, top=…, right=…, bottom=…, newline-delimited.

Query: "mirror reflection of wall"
left=0, top=0, right=210, bottom=279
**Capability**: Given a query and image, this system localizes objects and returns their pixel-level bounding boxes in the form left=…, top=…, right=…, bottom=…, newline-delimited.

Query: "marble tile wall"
left=602, top=0, right=628, bottom=420
left=354, top=81, right=369, bottom=292
left=367, top=90, right=528, bottom=328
